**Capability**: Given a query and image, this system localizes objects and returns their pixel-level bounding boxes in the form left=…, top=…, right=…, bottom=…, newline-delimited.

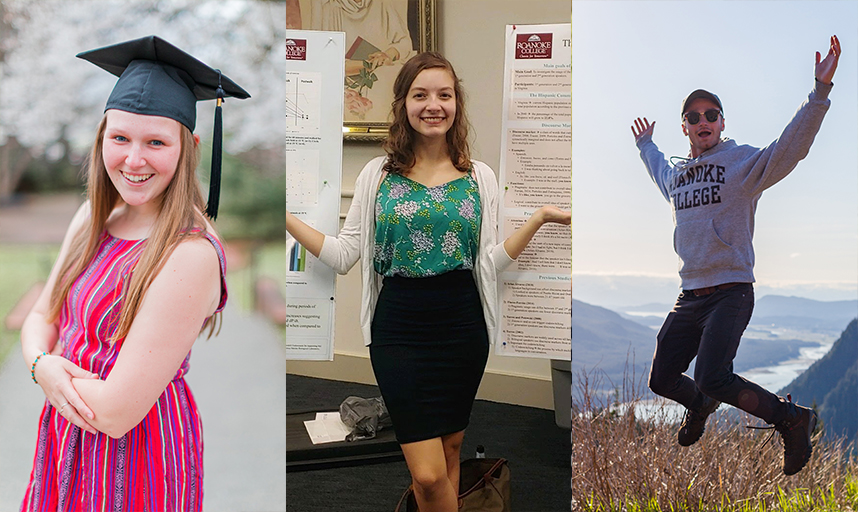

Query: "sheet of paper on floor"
left=303, top=412, right=352, bottom=444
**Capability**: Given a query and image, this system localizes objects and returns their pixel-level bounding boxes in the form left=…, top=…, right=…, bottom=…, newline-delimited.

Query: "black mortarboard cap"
left=76, top=35, right=250, bottom=219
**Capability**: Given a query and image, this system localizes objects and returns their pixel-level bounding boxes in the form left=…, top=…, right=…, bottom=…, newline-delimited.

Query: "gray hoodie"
left=636, top=81, right=832, bottom=290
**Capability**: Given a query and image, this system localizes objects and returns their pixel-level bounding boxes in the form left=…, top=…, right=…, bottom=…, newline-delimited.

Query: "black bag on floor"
left=394, top=458, right=510, bottom=512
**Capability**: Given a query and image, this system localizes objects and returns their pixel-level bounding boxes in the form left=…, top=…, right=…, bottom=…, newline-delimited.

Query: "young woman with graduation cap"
left=286, top=52, right=570, bottom=511
left=19, top=35, right=248, bottom=511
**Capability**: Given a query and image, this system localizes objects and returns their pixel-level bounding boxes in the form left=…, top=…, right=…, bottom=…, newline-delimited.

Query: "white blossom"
left=0, top=0, right=285, bottom=157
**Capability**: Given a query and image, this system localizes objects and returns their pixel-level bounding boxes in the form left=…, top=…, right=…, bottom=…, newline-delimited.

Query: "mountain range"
left=617, top=295, right=858, bottom=331
left=777, top=318, right=857, bottom=444
left=572, top=296, right=856, bottom=403
left=750, top=295, right=858, bottom=330
left=572, top=273, right=858, bottom=309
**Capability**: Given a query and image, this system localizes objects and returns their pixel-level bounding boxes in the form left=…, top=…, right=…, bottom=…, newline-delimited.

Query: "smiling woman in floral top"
left=285, top=52, right=569, bottom=512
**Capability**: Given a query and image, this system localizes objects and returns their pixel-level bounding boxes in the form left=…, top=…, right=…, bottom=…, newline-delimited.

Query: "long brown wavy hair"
left=46, top=113, right=220, bottom=342
left=382, top=52, right=471, bottom=175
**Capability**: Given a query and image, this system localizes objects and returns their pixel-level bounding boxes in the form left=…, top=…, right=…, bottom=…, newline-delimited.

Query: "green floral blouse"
left=374, top=171, right=481, bottom=277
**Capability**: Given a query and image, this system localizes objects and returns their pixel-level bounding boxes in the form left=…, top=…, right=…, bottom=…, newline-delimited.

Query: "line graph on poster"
left=286, top=71, right=322, bottom=135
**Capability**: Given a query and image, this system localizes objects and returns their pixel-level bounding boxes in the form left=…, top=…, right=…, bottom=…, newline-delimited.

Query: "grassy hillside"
left=572, top=371, right=858, bottom=511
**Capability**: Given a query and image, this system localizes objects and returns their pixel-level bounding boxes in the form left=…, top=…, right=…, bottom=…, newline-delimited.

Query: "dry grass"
left=571, top=368, right=858, bottom=511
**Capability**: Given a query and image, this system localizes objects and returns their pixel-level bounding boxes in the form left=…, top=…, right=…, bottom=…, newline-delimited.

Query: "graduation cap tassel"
left=206, top=72, right=224, bottom=220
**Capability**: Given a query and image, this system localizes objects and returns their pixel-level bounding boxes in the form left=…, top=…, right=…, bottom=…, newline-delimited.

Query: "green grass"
left=0, top=244, right=59, bottom=369
left=580, top=475, right=858, bottom=511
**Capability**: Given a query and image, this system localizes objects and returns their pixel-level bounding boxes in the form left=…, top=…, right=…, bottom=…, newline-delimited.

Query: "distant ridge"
left=753, top=295, right=858, bottom=320
left=572, top=273, right=857, bottom=309
left=613, top=295, right=857, bottom=334
left=778, top=318, right=858, bottom=443
left=751, top=295, right=858, bottom=330
left=572, top=299, right=656, bottom=397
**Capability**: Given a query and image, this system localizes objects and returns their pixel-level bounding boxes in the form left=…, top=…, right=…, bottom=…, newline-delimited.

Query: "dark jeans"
left=648, top=283, right=788, bottom=424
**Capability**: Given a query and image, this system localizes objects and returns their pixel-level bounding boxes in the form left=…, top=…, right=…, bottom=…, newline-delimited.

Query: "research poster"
left=497, top=23, right=571, bottom=360
left=285, top=30, right=345, bottom=360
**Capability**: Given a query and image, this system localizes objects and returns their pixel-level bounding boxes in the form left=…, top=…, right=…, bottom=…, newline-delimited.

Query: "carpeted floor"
left=286, top=374, right=571, bottom=511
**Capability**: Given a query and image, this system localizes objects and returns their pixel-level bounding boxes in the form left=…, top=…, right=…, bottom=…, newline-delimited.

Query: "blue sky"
left=572, top=0, right=858, bottom=302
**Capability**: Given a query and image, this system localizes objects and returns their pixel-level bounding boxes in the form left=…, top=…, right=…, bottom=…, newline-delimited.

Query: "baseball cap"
left=681, top=89, right=723, bottom=118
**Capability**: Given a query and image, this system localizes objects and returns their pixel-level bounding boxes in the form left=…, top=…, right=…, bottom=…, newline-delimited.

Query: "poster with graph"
left=285, top=30, right=345, bottom=361
left=496, top=23, right=571, bottom=361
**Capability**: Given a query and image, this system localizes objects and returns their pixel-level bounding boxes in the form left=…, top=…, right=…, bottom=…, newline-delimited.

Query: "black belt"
left=686, top=282, right=742, bottom=297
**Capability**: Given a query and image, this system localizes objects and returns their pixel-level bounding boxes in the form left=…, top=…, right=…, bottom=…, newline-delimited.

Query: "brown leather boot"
left=677, top=395, right=720, bottom=447
left=775, top=397, right=817, bottom=476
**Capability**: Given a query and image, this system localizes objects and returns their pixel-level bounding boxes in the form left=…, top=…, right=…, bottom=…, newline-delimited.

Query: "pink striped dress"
left=21, top=230, right=227, bottom=512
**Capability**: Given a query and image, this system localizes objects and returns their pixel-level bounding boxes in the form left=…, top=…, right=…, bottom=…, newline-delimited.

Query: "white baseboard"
left=286, top=352, right=557, bottom=410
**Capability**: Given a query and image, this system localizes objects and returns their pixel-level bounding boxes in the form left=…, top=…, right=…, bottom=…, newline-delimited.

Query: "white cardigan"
left=318, top=156, right=515, bottom=346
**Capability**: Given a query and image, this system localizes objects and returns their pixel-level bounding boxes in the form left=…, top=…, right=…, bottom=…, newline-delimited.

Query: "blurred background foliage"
left=206, top=148, right=286, bottom=242
left=0, top=0, right=288, bottom=365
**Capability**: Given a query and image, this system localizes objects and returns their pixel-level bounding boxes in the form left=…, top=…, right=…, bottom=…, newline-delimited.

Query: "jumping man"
left=630, top=35, right=841, bottom=476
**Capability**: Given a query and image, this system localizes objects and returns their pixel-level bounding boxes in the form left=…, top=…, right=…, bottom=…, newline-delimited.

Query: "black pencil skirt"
left=370, top=270, right=490, bottom=444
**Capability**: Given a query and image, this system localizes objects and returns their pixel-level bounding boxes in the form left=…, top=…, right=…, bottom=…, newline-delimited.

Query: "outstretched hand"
left=815, top=35, right=841, bottom=85
left=631, top=117, right=655, bottom=143
left=503, top=206, right=570, bottom=260
left=537, top=205, right=571, bottom=226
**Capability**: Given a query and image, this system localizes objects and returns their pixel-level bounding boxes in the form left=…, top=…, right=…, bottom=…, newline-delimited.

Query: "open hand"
left=35, top=355, right=99, bottom=434
left=631, top=117, right=655, bottom=142
left=815, top=35, right=840, bottom=85
left=537, top=205, right=571, bottom=226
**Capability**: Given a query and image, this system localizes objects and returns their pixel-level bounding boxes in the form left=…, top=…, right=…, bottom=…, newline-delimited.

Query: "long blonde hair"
left=47, top=114, right=220, bottom=342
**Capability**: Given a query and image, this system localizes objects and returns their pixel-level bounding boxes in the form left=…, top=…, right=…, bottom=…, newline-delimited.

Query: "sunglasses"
left=684, top=109, right=722, bottom=125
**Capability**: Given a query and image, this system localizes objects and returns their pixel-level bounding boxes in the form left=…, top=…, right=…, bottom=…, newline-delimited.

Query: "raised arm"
left=23, top=201, right=99, bottom=434
left=70, top=238, right=221, bottom=439
left=631, top=116, right=674, bottom=202
left=743, top=36, right=839, bottom=194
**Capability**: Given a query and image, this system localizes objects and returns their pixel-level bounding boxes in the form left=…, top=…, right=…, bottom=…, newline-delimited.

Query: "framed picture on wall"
left=288, top=0, right=437, bottom=141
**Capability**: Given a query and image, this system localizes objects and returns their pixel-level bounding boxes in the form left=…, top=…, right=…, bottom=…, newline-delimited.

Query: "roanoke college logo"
left=515, top=33, right=553, bottom=59
left=286, top=39, right=307, bottom=61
